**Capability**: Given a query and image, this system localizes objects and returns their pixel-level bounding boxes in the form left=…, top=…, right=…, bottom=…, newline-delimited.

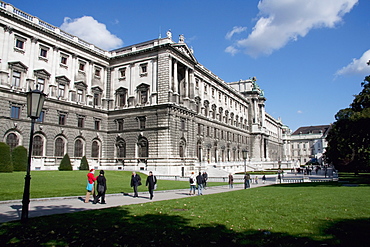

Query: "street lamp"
left=21, top=89, right=46, bottom=223
left=242, top=149, right=248, bottom=173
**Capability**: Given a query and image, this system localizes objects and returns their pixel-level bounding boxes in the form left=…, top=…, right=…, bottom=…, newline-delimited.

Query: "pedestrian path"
left=0, top=181, right=274, bottom=223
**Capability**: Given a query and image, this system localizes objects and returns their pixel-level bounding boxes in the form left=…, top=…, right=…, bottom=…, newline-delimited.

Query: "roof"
left=292, top=125, right=331, bottom=135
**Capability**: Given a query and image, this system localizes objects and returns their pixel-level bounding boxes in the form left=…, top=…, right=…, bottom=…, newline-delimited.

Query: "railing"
left=13, top=8, right=33, bottom=21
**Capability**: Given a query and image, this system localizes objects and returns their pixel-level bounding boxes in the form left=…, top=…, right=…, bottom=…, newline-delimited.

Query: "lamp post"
left=21, top=89, right=46, bottom=223
left=242, top=149, right=248, bottom=173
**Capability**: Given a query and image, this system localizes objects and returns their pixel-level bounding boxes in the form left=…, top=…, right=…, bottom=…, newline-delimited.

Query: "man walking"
left=244, top=172, right=250, bottom=189
left=130, top=172, right=141, bottom=197
left=196, top=172, right=205, bottom=195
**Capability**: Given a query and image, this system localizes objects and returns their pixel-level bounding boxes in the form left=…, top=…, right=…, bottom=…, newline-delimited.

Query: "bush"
left=59, top=153, right=73, bottom=171
left=79, top=156, right=89, bottom=170
left=12, top=146, right=28, bottom=171
left=0, top=142, right=13, bottom=172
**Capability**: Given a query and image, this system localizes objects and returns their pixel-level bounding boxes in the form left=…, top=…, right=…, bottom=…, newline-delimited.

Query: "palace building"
left=0, top=2, right=292, bottom=175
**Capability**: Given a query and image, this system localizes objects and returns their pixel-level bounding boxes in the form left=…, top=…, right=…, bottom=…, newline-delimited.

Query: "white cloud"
left=226, top=0, right=358, bottom=57
left=225, top=26, right=247, bottom=40
left=297, top=110, right=303, bottom=114
left=60, top=16, right=123, bottom=50
left=335, top=49, right=370, bottom=76
left=225, top=45, right=239, bottom=56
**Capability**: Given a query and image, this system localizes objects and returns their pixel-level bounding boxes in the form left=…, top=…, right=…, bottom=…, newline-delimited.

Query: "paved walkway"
left=0, top=181, right=276, bottom=223
left=0, top=172, right=334, bottom=223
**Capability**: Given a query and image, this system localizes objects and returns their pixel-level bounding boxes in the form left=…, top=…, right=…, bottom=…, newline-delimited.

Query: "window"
left=40, top=48, right=48, bottom=58
left=179, top=139, right=186, bottom=158
left=116, top=138, right=126, bottom=158
left=77, top=89, right=84, bottom=102
left=77, top=116, right=84, bottom=128
left=60, top=56, right=68, bottom=65
left=74, top=139, right=83, bottom=157
left=140, top=63, right=148, bottom=76
left=79, top=62, right=85, bottom=71
left=116, top=119, right=124, bottom=131
left=59, top=113, right=66, bottom=125
left=94, top=68, right=101, bottom=77
left=37, top=78, right=45, bottom=91
left=54, top=137, right=65, bottom=156
left=36, top=111, right=45, bottom=123
left=94, top=119, right=100, bottom=130
left=11, top=106, right=20, bottom=119
left=138, top=116, right=146, bottom=129
left=91, top=141, right=100, bottom=158
left=32, top=135, right=43, bottom=156
left=119, top=68, right=126, bottom=78
left=137, top=84, right=149, bottom=105
left=6, top=133, right=19, bottom=150
left=15, top=38, right=24, bottom=49
left=58, top=84, right=65, bottom=98
left=12, top=71, right=21, bottom=87
left=181, top=118, right=185, bottom=130
left=138, top=136, right=148, bottom=158
left=93, top=93, right=100, bottom=106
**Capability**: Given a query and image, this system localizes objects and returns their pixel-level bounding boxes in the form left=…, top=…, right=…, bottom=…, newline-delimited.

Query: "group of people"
left=84, top=170, right=157, bottom=203
left=189, top=171, right=208, bottom=195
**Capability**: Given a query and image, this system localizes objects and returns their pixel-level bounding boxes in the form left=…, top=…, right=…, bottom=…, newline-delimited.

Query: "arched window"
left=137, top=136, right=148, bottom=158
left=33, top=135, right=43, bottom=156
left=6, top=133, right=19, bottom=150
left=74, top=139, right=84, bottom=157
left=91, top=140, right=100, bottom=158
left=116, top=138, right=126, bottom=158
left=55, top=137, right=65, bottom=156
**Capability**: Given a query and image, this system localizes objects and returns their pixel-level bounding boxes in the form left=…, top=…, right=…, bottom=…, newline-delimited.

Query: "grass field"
left=0, top=170, right=227, bottom=201
left=0, top=173, right=369, bottom=246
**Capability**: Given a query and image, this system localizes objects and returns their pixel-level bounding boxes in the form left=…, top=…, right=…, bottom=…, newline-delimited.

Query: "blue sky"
left=5, top=0, right=370, bottom=131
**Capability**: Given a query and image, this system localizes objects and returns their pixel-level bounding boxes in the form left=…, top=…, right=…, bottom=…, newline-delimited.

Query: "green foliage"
left=58, top=153, right=73, bottom=171
left=12, top=146, right=28, bottom=171
left=0, top=142, right=13, bottom=172
left=326, top=76, right=370, bottom=172
left=79, top=156, right=89, bottom=170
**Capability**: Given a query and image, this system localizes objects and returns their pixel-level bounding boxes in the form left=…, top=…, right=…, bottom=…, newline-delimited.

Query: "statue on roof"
left=166, top=30, right=172, bottom=39
left=179, top=34, right=185, bottom=43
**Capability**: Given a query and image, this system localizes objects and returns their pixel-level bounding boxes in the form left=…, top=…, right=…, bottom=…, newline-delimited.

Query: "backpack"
left=189, top=177, right=194, bottom=184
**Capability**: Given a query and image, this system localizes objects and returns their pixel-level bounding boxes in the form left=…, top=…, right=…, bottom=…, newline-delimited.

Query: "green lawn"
left=0, top=173, right=369, bottom=246
left=0, top=171, right=227, bottom=201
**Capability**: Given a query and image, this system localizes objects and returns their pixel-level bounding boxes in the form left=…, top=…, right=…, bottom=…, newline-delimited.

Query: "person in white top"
left=189, top=172, right=196, bottom=195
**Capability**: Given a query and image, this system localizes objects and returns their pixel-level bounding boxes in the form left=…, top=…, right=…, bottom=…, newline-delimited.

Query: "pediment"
left=8, top=61, right=28, bottom=72
left=55, top=75, right=70, bottom=84
left=75, top=80, right=87, bottom=89
left=172, top=44, right=197, bottom=63
left=34, top=69, right=51, bottom=78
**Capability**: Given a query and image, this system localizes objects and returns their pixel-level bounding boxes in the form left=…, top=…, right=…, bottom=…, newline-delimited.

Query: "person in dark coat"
left=202, top=171, right=208, bottom=189
left=196, top=172, right=205, bottom=195
left=145, top=171, right=157, bottom=200
left=244, top=172, right=250, bottom=189
left=93, top=170, right=107, bottom=204
left=130, top=172, right=141, bottom=197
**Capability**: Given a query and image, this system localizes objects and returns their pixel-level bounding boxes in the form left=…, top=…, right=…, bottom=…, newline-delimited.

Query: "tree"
left=0, top=142, right=13, bottom=172
left=12, top=146, right=28, bottom=171
left=325, top=76, right=370, bottom=173
left=79, top=156, right=89, bottom=170
left=59, top=153, right=73, bottom=171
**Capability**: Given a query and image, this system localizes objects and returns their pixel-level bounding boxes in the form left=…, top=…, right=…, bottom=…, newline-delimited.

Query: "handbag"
left=154, top=184, right=157, bottom=190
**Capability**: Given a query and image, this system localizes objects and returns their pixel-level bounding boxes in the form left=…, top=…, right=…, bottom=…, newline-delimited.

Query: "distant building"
left=0, top=2, right=290, bottom=175
left=288, top=125, right=331, bottom=167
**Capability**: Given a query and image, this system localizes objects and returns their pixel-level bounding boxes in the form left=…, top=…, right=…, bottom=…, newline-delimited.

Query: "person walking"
left=189, top=172, right=196, bottom=195
left=202, top=171, right=208, bottom=189
left=262, top=175, right=266, bottom=184
left=244, top=172, right=250, bottom=189
left=255, top=175, right=258, bottom=184
left=228, top=173, right=234, bottom=189
left=145, top=171, right=157, bottom=200
left=85, top=169, right=96, bottom=203
left=130, top=172, right=141, bottom=198
left=196, top=172, right=205, bottom=195
left=93, top=170, right=107, bottom=204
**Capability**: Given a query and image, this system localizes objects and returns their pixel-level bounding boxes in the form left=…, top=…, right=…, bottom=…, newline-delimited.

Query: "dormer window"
left=79, top=62, right=85, bottom=71
left=140, top=63, right=148, bottom=77
left=94, top=67, right=101, bottom=77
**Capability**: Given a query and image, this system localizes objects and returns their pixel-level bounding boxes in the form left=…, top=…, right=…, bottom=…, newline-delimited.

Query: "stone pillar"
left=173, top=59, right=178, bottom=103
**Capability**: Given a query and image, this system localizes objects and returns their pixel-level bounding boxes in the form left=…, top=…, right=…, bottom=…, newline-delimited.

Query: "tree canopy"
left=325, top=76, right=370, bottom=172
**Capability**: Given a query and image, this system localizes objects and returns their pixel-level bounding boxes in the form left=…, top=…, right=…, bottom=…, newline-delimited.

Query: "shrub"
left=0, top=142, right=13, bottom=172
left=79, top=156, right=89, bottom=170
left=59, top=153, right=73, bottom=171
left=12, top=146, right=28, bottom=171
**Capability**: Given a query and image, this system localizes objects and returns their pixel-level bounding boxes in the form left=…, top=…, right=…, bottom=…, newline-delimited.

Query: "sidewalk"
left=0, top=181, right=275, bottom=223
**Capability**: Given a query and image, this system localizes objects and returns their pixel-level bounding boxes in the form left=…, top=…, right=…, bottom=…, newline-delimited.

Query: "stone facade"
left=0, top=2, right=290, bottom=175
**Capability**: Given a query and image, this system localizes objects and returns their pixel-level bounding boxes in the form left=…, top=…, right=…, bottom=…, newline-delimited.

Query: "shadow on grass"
left=1, top=206, right=369, bottom=246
